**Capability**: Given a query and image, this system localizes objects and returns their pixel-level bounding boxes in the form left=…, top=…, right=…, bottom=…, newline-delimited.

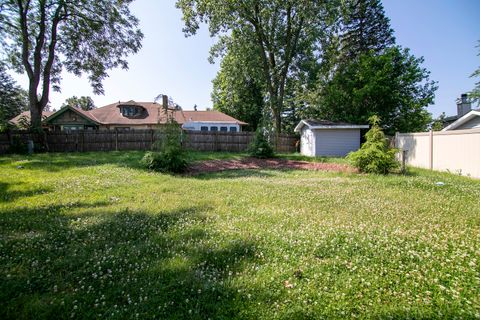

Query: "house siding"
left=182, top=121, right=241, bottom=132
left=456, top=116, right=480, bottom=130
left=300, top=128, right=315, bottom=156
left=49, top=109, right=94, bottom=125
left=314, top=129, right=360, bottom=157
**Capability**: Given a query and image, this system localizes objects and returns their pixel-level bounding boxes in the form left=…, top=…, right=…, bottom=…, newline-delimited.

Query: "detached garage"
left=294, top=120, right=369, bottom=157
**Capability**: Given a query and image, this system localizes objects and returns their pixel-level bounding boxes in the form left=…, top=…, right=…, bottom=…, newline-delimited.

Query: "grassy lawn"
left=0, top=151, right=479, bottom=319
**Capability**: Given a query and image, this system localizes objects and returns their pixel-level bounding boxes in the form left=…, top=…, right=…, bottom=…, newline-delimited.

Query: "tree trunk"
left=30, top=103, right=42, bottom=129
left=273, top=108, right=281, bottom=134
left=28, top=79, right=43, bottom=129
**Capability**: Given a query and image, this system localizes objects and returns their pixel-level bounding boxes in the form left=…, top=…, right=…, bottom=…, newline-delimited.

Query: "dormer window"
left=120, top=105, right=141, bottom=117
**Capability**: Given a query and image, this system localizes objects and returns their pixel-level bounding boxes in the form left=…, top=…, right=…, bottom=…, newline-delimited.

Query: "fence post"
left=7, top=129, right=13, bottom=148
left=150, top=129, right=154, bottom=149
left=401, top=149, right=407, bottom=174
left=81, top=131, right=85, bottom=152
left=429, top=130, right=433, bottom=170
left=115, top=129, right=118, bottom=151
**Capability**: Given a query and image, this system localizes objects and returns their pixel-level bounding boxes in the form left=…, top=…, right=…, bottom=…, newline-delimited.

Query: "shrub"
left=248, top=128, right=274, bottom=158
left=141, top=119, right=189, bottom=173
left=8, top=136, right=28, bottom=154
left=346, top=115, right=399, bottom=174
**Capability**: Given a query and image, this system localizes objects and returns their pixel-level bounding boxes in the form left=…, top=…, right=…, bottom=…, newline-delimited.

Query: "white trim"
left=294, top=120, right=308, bottom=132
left=294, top=120, right=368, bottom=132
left=442, top=110, right=480, bottom=131
left=310, top=125, right=370, bottom=130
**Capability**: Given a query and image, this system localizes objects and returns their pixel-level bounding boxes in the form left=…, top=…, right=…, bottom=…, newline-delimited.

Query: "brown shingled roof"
left=10, top=101, right=247, bottom=127
left=9, top=111, right=54, bottom=126
left=87, top=102, right=246, bottom=125
left=88, top=102, right=180, bottom=125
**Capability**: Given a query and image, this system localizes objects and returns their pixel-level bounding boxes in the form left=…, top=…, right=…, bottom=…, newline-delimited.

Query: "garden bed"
left=188, top=157, right=355, bottom=174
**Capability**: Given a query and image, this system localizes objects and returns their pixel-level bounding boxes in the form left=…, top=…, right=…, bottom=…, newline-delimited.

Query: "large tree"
left=312, top=47, right=437, bottom=135
left=339, top=0, right=395, bottom=60
left=61, top=95, right=95, bottom=111
left=0, top=63, right=28, bottom=130
left=176, top=0, right=336, bottom=134
left=470, top=40, right=480, bottom=106
left=0, top=0, right=143, bottom=128
left=307, top=0, right=436, bottom=134
left=211, top=31, right=265, bottom=131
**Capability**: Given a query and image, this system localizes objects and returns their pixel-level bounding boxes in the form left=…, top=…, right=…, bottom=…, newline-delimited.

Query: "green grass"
left=0, top=151, right=479, bottom=319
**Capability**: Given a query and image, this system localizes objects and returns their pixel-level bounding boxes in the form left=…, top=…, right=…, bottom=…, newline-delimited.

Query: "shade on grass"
left=0, top=151, right=479, bottom=319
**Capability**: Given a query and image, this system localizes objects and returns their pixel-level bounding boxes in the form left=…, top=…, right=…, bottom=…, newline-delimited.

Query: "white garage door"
left=314, top=129, right=360, bottom=157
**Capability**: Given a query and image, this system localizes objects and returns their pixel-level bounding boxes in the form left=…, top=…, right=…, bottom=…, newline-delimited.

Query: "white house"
left=442, top=109, right=480, bottom=131
left=181, top=111, right=247, bottom=132
left=294, top=119, right=369, bottom=157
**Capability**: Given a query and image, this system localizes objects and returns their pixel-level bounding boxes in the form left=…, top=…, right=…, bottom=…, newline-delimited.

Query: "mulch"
left=187, top=157, right=355, bottom=175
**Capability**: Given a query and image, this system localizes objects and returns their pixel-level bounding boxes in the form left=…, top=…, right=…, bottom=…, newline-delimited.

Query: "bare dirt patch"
left=188, top=157, right=355, bottom=175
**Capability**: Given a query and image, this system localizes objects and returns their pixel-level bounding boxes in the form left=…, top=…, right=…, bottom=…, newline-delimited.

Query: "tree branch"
left=17, top=0, right=33, bottom=80
left=40, top=1, right=64, bottom=108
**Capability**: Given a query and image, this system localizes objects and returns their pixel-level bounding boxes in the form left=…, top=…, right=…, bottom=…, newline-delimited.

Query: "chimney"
left=162, top=95, right=168, bottom=111
left=457, top=93, right=472, bottom=117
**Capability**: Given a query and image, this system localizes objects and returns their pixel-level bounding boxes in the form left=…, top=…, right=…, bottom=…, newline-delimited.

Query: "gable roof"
left=294, top=119, right=369, bottom=132
left=44, top=105, right=100, bottom=124
left=442, top=109, right=480, bottom=131
left=9, top=111, right=54, bottom=126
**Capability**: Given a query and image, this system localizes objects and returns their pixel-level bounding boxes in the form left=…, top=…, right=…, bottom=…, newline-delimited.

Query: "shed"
left=294, top=120, right=369, bottom=157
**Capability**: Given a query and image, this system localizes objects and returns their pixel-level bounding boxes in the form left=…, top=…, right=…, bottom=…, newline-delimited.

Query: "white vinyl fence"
left=395, top=129, right=480, bottom=178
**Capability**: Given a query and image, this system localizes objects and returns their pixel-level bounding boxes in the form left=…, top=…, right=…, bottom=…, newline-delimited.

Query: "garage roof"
left=294, top=119, right=369, bottom=132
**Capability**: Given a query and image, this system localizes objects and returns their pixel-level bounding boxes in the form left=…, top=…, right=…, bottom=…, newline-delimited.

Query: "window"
left=229, top=127, right=237, bottom=132
left=200, top=126, right=208, bottom=131
left=121, top=106, right=138, bottom=117
left=220, top=126, right=228, bottom=132
left=210, top=126, right=218, bottom=131
left=62, top=125, right=83, bottom=131
left=116, top=127, right=130, bottom=131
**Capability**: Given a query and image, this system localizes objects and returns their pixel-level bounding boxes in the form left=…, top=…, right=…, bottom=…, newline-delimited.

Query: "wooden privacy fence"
left=0, top=130, right=297, bottom=154
left=395, top=129, right=480, bottom=178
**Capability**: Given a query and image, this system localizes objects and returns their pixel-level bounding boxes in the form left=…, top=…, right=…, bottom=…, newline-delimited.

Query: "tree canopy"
left=305, top=0, right=436, bottom=134
left=470, top=40, right=480, bottom=105
left=181, top=0, right=436, bottom=134
left=339, top=0, right=395, bottom=60
left=211, top=31, right=265, bottom=131
left=0, top=0, right=143, bottom=128
left=310, top=47, right=437, bottom=135
left=0, top=63, right=28, bottom=131
left=176, top=0, right=336, bottom=134
left=61, top=96, right=96, bottom=111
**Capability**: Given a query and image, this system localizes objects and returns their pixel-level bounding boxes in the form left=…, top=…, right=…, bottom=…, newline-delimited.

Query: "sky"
left=10, top=0, right=480, bottom=117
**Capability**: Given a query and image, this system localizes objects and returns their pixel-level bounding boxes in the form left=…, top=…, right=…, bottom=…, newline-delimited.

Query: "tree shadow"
left=189, top=169, right=276, bottom=180
left=1, top=151, right=146, bottom=173
left=0, top=182, right=52, bottom=203
left=0, top=203, right=258, bottom=319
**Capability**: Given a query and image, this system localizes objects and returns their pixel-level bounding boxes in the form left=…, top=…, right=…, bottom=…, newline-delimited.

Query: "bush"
left=141, top=149, right=188, bottom=173
left=141, top=119, right=189, bottom=173
left=346, top=115, right=399, bottom=174
left=248, top=128, right=274, bottom=158
left=8, top=136, right=28, bottom=154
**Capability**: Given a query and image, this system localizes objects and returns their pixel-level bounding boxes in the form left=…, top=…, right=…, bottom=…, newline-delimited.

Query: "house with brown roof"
left=10, top=96, right=247, bottom=132
left=9, top=111, right=54, bottom=129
